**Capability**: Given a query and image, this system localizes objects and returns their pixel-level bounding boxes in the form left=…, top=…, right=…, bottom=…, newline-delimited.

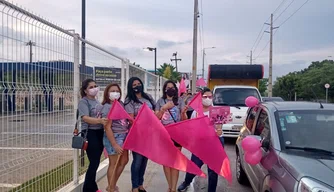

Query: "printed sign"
left=94, top=67, right=121, bottom=86
left=209, top=106, right=232, bottom=124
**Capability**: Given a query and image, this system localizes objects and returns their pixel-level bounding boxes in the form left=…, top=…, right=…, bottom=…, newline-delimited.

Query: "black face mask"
left=133, top=85, right=143, bottom=93
left=166, top=88, right=176, bottom=97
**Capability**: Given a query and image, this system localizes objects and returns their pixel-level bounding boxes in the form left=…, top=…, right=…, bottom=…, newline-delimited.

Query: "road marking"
left=0, top=147, right=73, bottom=151
left=1, top=132, right=72, bottom=135
left=0, top=183, right=21, bottom=188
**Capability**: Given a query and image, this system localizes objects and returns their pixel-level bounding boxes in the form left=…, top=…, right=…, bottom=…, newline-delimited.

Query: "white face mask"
left=88, top=87, right=99, bottom=97
left=109, top=92, right=120, bottom=101
left=202, top=98, right=213, bottom=106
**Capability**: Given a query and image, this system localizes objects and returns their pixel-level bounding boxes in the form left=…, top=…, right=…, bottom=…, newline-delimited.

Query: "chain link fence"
left=0, top=1, right=166, bottom=191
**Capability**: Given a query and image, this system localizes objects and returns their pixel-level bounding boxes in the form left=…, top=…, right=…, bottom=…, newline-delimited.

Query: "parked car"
left=262, top=97, right=284, bottom=102
left=235, top=101, right=334, bottom=192
left=213, top=85, right=262, bottom=138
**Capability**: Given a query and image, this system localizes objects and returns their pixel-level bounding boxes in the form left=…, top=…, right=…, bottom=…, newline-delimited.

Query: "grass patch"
left=9, top=154, right=105, bottom=192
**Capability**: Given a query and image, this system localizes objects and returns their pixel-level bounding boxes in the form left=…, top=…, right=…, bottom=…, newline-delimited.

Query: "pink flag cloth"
left=179, top=78, right=187, bottom=95
left=196, top=78, right=206, bottom=87
left=165, top=116, right=232, bottom=183
left=107, top=100, right=133, bottom=120
left=188, top=92, right=204, bottom=116
left=123, top=103, right=205, bottom=177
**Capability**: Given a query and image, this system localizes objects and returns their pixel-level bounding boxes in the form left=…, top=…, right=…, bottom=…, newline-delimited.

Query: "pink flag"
left=123, top=103, right=205, bottom=177
left=179, top=78, right=187, bottom=95
left=107, top=100, right=133, bottom=120
left=196, top=78, right=206, bottom=87
left=165, top=116, right=232, bottom=183
left=188, top=92, right=204, bottom=116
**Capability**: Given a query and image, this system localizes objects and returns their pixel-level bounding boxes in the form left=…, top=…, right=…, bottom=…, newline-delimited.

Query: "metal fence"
left=0, top=1, right=165, bottom=191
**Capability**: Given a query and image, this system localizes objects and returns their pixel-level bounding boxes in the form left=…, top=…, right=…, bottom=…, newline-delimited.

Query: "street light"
left=143, top=47, right=157, bottom=75
left=171, top=52, right=181, bottom=72
left=202, top=47, right=216, bottom=78
left=25, top=40, right=36, bottom=63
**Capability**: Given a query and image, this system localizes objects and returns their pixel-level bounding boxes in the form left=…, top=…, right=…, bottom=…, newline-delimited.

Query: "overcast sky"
left=14, top=0, right=334, bottom=80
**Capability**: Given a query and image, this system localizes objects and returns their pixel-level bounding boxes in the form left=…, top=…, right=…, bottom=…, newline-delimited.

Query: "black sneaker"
left=177, top=182, right=190, bottom=192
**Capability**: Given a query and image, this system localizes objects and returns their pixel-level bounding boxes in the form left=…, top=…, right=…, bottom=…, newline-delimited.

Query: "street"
left=98, top=138, right=253, bottom=192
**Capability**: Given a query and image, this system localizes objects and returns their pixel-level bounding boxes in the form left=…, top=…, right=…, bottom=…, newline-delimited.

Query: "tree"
left=157, top=63, right=180, bottom=82
left=259, top=78, right=268, bottom=96
left=273, top=60, right=334, bottom=102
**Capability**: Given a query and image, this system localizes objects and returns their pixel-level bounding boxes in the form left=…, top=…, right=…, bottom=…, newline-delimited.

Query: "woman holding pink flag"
left=155, top=80, right=188, bottom=192
left=124, top=77, right=156, bottom=192
left=101, top=83, right=130, bottom=192
left=177, top=87, right=224, bottom=192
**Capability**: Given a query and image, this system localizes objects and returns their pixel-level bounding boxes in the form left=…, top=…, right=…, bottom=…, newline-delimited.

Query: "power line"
left=254, top=30, right=279, bottom=61
left=273, top=0, right=288, bottom=15
left=252, top=31, right=266, bottom=55
left=274, top=0, right=295, bottom=22
left=250, top=0, right=287, bottom=52
left=278, top=0, right=310, bottom=27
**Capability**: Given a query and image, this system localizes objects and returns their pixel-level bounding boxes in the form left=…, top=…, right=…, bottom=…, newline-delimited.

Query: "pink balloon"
left=245, top=150, right=262, bottom=165
left=245, top=96, right=259, bottom=107
left=241, top=136, right=261, bottom=153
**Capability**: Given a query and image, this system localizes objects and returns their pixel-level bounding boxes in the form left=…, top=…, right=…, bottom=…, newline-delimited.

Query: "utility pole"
left=82, top=0, right=86, bottom=72
left=265, top=14, right=279, bottom=97
left=247, top=50, right=253, bottom=64
left=202, top=47, right=215, bottom=78
left=191, top=0, right=199, bottom=94
left=171, top=52, right=181, bottom=72
left=26, top=40, right=36, bottom=63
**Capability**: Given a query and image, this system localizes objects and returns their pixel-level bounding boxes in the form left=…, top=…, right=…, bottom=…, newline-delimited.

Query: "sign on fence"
left=94, top=67, right=121, bottom=86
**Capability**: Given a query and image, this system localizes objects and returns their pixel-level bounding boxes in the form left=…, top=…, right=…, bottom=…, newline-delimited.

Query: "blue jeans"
left=184, top=137, right=224, bottom=192
left=131, top=151, right=148, bottom=189
left=103, top=132, right=127, bottom=155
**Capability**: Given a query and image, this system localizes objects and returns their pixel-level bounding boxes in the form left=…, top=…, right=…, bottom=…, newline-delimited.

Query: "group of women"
left=78, top=76, right=224, bottom=192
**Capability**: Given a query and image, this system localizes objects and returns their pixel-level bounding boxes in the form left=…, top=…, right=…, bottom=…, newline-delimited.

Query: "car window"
left=254, top=109, right=270, bottom=141
left=276, top=110, right=334, bottom=152
left=245, top=107, right=258, bottom=130
left=213, top=88, right=261, bottom=106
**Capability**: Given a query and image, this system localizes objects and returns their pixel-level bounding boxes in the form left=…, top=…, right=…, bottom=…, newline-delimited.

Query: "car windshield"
left=213, top=88, right=261, bottom=106
left=276, top=110, right=334, bottom=153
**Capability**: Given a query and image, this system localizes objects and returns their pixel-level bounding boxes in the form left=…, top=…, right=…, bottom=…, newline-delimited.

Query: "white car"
left=212, top=85, right=262, bottom=138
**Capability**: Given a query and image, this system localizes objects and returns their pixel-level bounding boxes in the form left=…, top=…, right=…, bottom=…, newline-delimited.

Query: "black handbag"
left=72, top=99, right=91, bottom=150
left=72, top=109, right=88, bottom=150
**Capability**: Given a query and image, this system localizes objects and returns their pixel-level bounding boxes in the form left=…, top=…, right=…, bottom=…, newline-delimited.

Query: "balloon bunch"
left=241, top=136, right=262, bottom=165
left=245, top=96, right=259, bottom=107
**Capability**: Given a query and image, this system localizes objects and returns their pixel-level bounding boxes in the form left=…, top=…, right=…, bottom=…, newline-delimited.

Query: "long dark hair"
left=102, top=83, right=122, bottom=105
left=80, top=78, right=95, bottom=98
left=125, top=77, right=155, bottom=110
left=162, top=80, right=179, bottom=105
left=201, top=87, right=212, bottom=95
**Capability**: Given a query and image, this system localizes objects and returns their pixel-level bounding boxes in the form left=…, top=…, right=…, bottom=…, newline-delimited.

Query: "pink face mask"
left=88, top=87, right=99, bottom=97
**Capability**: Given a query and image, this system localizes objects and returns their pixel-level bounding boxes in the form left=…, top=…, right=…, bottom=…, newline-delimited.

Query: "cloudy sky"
left=14, top=0, right=334, bottom=80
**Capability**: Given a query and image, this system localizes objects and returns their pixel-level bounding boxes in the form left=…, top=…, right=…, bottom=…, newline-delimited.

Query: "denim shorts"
left=103, top=132, right=127, bottom=155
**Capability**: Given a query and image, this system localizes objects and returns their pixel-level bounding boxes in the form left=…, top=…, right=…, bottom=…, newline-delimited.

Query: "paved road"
left=98, top=138, right=253, bottom=192
left=0, top=111, right=75, bottom=191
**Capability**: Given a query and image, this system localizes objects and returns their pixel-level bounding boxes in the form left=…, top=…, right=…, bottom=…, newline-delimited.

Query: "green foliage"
left=273, top=60, right=334, bottom=101
left=157, top=63, right=181, bottom=82
left=259, top=78, right=268, bottom=96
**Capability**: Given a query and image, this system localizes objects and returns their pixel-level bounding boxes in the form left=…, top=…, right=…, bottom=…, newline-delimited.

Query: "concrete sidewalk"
left=97, top=152, right=187, bottom=192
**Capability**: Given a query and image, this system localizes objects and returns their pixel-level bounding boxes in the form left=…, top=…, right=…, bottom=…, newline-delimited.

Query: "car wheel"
left=236, top=152, right=248, bottom=185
